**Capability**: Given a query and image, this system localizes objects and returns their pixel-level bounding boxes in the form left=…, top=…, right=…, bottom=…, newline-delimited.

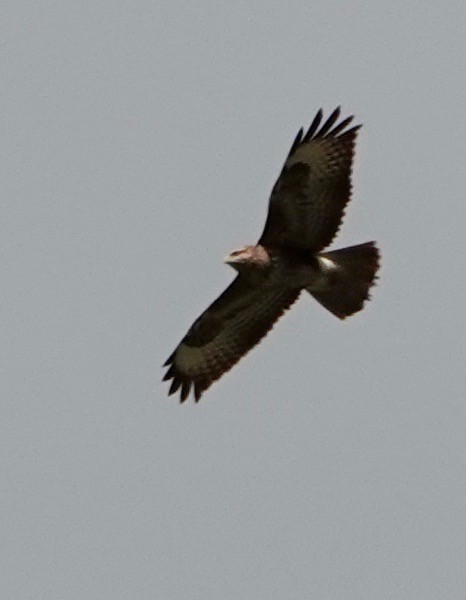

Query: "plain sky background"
left=2, top=1, right=465, bottom=598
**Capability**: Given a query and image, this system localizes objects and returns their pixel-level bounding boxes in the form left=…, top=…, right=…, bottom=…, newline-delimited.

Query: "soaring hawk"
left=163, top=107, right=380, bottom=402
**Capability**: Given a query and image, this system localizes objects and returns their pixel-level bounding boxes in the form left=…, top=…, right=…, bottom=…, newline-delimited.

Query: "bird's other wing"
left=259, top=107, right=361, bottom=252
left=163, top=276, right=300, bottom=403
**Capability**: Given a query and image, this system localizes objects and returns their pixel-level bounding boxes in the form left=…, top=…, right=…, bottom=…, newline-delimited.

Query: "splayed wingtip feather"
left=318, top=106, right=341, bottom=137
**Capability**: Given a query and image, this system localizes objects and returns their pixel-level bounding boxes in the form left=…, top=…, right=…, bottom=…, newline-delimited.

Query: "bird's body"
left=227, top=245, right=318, bottom=288
left=164, top=108, right=380, bottom=402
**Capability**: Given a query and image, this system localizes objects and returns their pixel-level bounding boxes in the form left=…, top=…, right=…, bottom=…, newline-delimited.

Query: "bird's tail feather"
left=307, top=241, right=380, bottom=319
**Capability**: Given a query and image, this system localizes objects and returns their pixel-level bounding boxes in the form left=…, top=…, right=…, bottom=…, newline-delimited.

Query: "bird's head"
left=224, top=245, right=270, bottom=271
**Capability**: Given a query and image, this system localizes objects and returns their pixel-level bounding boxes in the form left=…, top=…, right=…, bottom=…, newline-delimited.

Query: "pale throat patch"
left=254, top=244, right=271, bottom=265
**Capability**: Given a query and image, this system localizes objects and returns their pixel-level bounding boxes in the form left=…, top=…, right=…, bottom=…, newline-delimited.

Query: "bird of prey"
left=163, top=107, right=380, bottom=403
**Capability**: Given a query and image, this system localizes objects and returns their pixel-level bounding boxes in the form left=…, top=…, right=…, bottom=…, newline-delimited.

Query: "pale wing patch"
left=287, top=142, right=327, bottom=168
left=175, top=344, right=211, bottom=376
left=287, top=139, right=344, bottom=178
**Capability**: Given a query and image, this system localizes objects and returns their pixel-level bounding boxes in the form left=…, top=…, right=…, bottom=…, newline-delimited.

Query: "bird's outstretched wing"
left=259, top=107, right=360, bottom=252
left=163, top=277, right=300, bottom=402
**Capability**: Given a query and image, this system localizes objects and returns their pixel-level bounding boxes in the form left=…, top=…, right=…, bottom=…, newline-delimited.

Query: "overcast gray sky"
left=2, top=1, right=465, bottom=598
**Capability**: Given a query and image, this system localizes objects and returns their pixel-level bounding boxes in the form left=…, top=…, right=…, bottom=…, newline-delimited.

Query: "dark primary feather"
left=303, top=108, right=323, bottom=141
left=312, top=106, right=340, bottom=137
left=163, top=276, right=300, bottom=402
left=328, top=115, right=354, bottom=137
left=259, top=107, right=361, bottom=253
left=287, top=127, right=304, bottom=158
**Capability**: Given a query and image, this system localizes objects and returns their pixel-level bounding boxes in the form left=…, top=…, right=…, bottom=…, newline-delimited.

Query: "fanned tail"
left=307, top=241, right=380, bottom=319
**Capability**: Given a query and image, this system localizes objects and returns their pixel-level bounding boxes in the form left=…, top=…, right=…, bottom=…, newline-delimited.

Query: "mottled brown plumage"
left=260, top=107, right=360, bottom=251
left=164, top=108, right=380, bottom=402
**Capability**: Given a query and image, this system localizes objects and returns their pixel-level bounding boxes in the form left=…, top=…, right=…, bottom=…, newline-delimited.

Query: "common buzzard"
left=163, top=107, right=380, bottom=402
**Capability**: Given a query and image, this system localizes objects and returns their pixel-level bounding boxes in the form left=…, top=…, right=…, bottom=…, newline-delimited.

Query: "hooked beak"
left=224, top=251, right=242, bottom=265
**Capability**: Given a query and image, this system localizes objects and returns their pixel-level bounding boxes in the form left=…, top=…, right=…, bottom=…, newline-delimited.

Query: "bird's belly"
left=277, top=263, right=320, bottom=289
